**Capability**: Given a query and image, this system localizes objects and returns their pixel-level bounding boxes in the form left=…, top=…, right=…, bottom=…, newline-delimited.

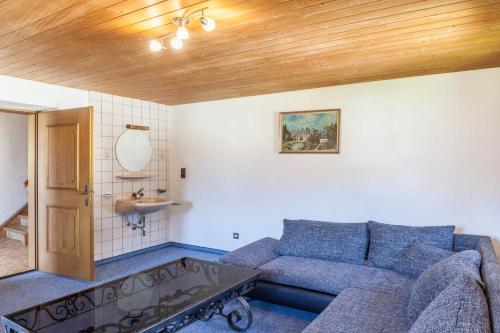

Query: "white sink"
left=115, top=198, right=174, bottom=216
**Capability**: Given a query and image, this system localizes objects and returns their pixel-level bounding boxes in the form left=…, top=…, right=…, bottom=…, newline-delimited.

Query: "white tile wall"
left=89, top=92, right=170, bottom=261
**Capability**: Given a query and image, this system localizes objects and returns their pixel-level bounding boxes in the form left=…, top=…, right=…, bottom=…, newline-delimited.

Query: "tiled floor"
left=0, top=236, right=30, bottom=277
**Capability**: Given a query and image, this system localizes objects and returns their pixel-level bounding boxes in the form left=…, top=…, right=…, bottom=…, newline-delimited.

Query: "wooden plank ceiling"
left=1, top=0, right=499, bottom=105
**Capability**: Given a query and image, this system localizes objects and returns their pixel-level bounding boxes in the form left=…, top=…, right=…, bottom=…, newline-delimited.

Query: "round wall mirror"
left=115, top=130, right=152, bottom=172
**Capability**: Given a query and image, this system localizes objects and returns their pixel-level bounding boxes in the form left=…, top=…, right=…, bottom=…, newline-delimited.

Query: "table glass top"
left=3, top=257, right=259, bottom=333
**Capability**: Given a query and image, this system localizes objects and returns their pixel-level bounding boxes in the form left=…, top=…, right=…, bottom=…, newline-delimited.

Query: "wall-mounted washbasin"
left=115, top=198, right=175, bottom=216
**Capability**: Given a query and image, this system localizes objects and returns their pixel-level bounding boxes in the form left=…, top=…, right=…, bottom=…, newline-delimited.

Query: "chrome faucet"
left=132, top=188, right=145, bottom=199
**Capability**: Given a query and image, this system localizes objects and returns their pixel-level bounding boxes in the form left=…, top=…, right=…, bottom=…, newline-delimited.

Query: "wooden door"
left=37, top=107, right=94, bottom=281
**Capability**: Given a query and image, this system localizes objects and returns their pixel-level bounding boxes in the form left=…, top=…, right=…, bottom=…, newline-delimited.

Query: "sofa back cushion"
left=395, top=241, right=453, bottom=278
left=277, top=219, right=369, bottom=265
left=407, top=250, right=483, bottom=325
left=367, top=221, right=455, bottom=270
left=409, top=273, right=490, bottom=333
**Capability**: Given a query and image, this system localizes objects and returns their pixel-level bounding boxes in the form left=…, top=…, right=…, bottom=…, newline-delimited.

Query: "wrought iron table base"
left=200, top=296, right=253, bottom=332
left=220, top=296, right=253, bottom=332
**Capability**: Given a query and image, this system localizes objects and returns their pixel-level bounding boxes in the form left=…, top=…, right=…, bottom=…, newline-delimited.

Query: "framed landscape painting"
left=280, top=109, right=340, bottom=153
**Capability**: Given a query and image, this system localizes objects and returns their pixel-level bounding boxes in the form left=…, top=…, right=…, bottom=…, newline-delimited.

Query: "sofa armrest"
left=219, top=237, right=280, bottom=269
left=482, top=262, right=500, bottom=333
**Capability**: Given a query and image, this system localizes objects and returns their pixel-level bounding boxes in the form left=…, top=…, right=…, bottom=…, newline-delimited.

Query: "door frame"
left=28, top=112, right=37, bottom=269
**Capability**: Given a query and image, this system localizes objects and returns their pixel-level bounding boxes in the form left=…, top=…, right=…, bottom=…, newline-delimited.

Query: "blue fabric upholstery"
left=482, top=262, right=500, bottom=333
left=454, top=234, right=498, bottom=263
left=453, top=234, right=500, bottom=333
left=258, top=255, right=414, bottom=297
left=367, top=221, right=455, bottom=270
left=221, top=231, right=499, bottom=333
left=219, top=237, right=279, bottom=269
left=302, top=288, right=409, bottom=333
left=407, top=250, right=483, bottom=325
left=477, top=236, right=499, bottom=264
left=454, top=233, right=485, bottom=251
left=409, top=274, right=490, bottom=333
left=395, top=241, right=453, bottom=278
left=277, top=219, right=369, bottom=264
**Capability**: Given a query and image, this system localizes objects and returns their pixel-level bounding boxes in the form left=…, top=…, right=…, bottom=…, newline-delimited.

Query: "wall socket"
left=233, top=232, right=240, bottom=239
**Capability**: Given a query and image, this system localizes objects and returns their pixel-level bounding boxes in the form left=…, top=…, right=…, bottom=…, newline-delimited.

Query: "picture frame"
left=279, top=109, right=340, bottom=154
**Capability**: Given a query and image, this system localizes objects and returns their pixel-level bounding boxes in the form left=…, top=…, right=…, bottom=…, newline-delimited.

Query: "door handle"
left=77, top=185, right=94, bottom=207
left=77, top=185, right=94, bottom=196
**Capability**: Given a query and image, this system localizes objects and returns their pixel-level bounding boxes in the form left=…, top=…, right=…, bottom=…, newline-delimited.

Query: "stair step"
left=4, top=225, right=28, bottom=234
left=18, top=214, right=28, bottom=226
left=4, top=222, right=28, bottom=246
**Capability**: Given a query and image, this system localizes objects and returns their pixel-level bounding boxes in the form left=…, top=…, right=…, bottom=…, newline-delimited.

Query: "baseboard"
left=95, top=243, right=171, bottom=266
left=168, top=242, right=228, bottom=255
left=95, top=242, right=227, bottom=266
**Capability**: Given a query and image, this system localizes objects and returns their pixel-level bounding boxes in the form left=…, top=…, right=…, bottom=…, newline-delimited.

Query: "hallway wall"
left=0, top=113, right=28, bottom=226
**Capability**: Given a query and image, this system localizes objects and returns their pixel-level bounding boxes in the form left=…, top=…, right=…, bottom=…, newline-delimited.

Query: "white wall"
left=170, top=68, right=500, bottom=253
left=0, top=113, right=28, bottom=225
left=0, top=75, right=88, bottom=109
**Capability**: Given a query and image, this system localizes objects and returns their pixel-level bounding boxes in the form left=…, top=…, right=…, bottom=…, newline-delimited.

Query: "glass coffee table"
left=1, top=257, right=260, bottom=333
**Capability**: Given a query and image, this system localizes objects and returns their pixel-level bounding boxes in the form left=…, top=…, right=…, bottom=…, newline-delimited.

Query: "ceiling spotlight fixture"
left=149, top=39, right=163, bottom=52
left=148, top=7, right=216, bottom=53
left=200, top=16, right=216, bottom=32
left=170, top=37, right=184, bottom=50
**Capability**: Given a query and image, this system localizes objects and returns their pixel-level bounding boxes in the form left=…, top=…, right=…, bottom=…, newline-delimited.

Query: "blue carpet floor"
left=0, top=245, right=316, bottom=333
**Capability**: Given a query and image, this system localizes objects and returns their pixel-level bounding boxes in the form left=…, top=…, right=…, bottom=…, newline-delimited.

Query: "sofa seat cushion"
left=277, top=219, right=369, bottom=265
left=258, top=256, right=415, bottom=297
left=302, top=288, right=409, bottom=333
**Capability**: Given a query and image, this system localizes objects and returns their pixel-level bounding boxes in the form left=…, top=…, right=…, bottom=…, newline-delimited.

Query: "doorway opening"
left=0, top=109, right=35, bottom=278
left=0, top=106, right=94, bottom=281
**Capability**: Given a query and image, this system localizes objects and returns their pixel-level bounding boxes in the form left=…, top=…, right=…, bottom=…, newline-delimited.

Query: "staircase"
left=0, top=180, right=29, bottom=246
left=1, top=205, right=28, bottom=246
left=4, top=213, right=28, bottom=246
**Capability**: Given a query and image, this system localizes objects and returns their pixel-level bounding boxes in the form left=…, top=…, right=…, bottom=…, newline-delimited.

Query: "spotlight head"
left=176, top=26, right=190, bottom=40
left=200, top=17, right=216, bottom=32
left=170, top=37, right=184, bottom=50
left=149, top=39, right=163, bottom=52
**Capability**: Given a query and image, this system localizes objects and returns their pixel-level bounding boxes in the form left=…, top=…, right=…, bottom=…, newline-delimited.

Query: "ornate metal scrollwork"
left=224, top=296, right=253, bottom=332
left=149, top=281, right=257, bottom=333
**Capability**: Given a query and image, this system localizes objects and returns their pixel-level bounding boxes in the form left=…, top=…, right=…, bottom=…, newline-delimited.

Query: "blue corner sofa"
left=220, top=219, right=500, bottom=333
